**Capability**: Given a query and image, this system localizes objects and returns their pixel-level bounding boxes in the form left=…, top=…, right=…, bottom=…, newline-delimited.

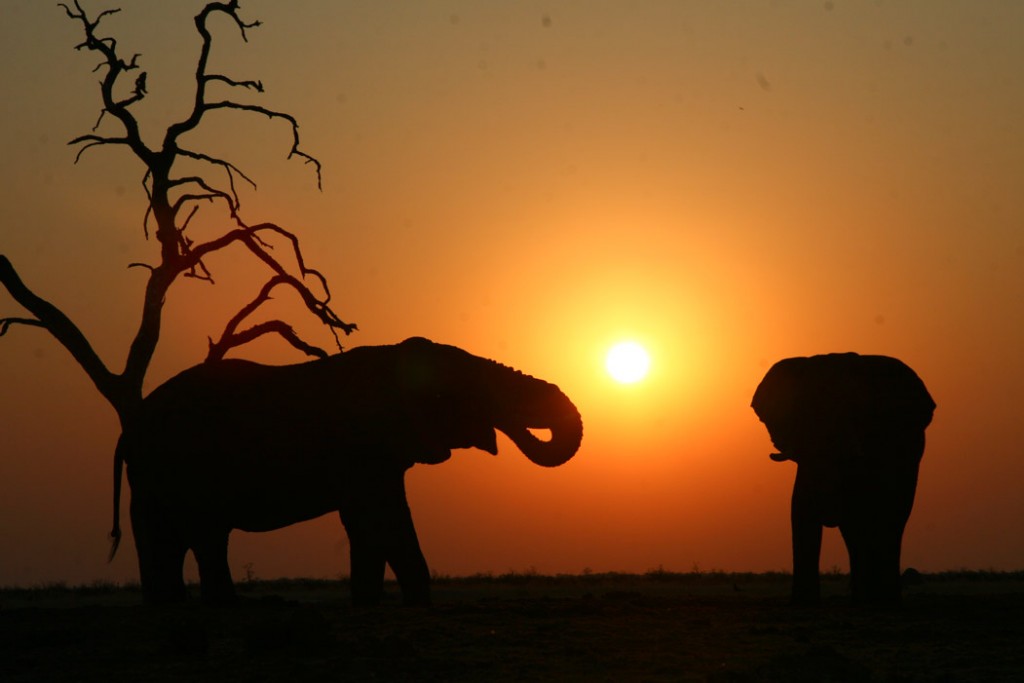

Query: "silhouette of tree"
left=0, top=1, right=355, bottom=430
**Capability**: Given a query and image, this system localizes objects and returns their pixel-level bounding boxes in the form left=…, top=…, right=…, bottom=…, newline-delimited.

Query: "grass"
left=2, top=571, right=1023, bottom=681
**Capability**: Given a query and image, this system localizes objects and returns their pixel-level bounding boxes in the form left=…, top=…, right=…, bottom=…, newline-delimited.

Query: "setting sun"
left=605, top=341, right=651, bottom=384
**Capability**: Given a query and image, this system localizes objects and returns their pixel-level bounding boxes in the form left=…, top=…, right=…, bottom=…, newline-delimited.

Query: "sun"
left=605, top=341, right=651, bottom=384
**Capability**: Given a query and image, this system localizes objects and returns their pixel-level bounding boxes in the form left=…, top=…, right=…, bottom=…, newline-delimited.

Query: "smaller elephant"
left=751, top=353, right=935, bottom=605
left=112, top=337, right=584, bottom=606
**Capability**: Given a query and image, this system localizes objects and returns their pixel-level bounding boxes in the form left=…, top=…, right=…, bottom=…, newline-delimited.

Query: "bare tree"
left=0, top=0, right=355, bottom=431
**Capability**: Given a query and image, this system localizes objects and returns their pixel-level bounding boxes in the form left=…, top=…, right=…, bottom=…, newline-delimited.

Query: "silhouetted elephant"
left=751, top=353, right=935, bottom=605
left=112, top=337, right=583, bottom=606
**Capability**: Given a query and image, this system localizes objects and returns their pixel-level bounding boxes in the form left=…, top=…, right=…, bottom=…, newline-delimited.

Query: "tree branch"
left=207, top=320, right=328, bottom=362
left=204, top=101, right=322, bottom=188
left=0, top=317, right=47, bottom=336
left=68, top=134, right=132, bottom=163
left=178, top=218, right=356, bottom=359
left=169, top=175, right=240, bottom=215
left=0, top=255, right=124, bottom=409
left=63, top=0, right=153, bottom=165
left=206, top=274, right=332, bottom=360
left=173, top=149, right=257, bottom=212
left=205, top=73, right=263, bottom=92
left=163, top=0, right=258, bottom=146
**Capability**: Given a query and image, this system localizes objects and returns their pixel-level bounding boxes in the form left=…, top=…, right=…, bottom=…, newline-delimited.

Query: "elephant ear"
left=388, top=338, right=500, bottom=466
left=751, top=356, right=814, bottom=457
left=751, top=353, right=868, bottom=459
left=859, top=355, right=936, bottom=431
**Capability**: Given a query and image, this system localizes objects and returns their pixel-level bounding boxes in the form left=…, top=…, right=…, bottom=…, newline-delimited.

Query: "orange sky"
left=1, top=1, right=1022, bottom=587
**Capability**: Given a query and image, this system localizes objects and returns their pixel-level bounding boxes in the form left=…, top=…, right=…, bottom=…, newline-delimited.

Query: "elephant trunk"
left=493, top=374, right=583, bottom=468
left=500, top=411, right=583, bottom=467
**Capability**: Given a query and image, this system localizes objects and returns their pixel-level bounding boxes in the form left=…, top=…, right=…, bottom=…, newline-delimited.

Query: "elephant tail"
left=108, top=438, right=125, bottom=562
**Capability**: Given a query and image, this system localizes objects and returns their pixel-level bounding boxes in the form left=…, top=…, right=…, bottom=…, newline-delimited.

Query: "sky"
left=1, top=0, right=1022, bottom=587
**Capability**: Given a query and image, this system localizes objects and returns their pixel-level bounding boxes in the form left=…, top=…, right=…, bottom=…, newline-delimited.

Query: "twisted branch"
left=184, top=220, right=357, bottom=354
left=203, top=101, right=322, bottom=189
left=206, top=275, right=334, bottom=361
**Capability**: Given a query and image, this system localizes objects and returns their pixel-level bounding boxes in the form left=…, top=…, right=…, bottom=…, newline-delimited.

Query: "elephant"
left=751, top=352, right=935, bottom=605
left=111, top=336, right=583, bottom=606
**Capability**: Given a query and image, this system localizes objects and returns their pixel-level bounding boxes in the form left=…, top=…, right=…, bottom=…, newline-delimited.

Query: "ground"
left=2, top=572, right=1021, bottom=682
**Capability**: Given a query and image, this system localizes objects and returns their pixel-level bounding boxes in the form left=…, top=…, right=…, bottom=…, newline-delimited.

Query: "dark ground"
left=1, top=572, right=1021, bottom=682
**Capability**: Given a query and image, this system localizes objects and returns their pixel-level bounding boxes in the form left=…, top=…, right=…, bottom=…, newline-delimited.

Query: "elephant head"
left=751, top=352, right=935, bottom=604
left=363, top=336, right=584, bottom=468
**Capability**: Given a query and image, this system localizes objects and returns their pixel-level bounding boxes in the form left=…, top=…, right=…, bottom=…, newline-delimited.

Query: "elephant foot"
left=142, top=587, right=189, bottom=606
left=401, top=588, right=431, bottom=607
left=790, top=582, right=821, bottom=607
left=790, top=594, right=821, bottom=607
left=351, top=594, right=381, bottom=608
left=198, top=572, right=237, bottom=606
left=850, top=587, right=903, bottom=607
left=200, top=590, right=239, bottom=607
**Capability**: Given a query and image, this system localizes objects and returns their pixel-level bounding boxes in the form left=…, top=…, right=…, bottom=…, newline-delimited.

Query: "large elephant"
left=112, top=337, right=583, bottom=606
left=751, top=353, right=935, bottom=605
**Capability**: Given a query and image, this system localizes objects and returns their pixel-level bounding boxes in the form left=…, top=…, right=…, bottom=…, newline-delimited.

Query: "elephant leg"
left=192, top=528, right=237, bottom=605
left=790, top=470, right=823, bottom=606
left=339, top=505, right=387, bottom=606
left=338, top=473, right=431, bottom=607
left=841, top=515, right=907, bottom=605
left=381, top=482, right=431, bottom=607
left=840, top=522, right=866, bottom=602
left=842, top=445, right=921, bottom=605
left=130, top=496, right=188, bottom=604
